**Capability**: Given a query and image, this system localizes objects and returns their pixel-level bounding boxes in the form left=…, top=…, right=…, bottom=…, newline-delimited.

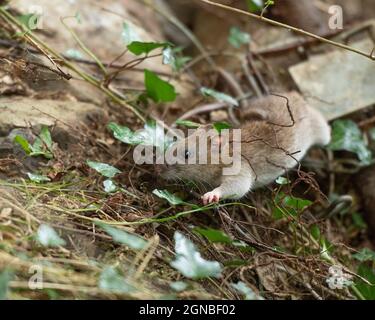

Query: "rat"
left=156, top=91, right=331, bottom=205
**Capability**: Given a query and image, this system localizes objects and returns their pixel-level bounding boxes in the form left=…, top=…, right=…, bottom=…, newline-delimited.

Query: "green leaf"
left=0, top=269, right=13, bottom=300
left=273, top=193, right=312, bottom=219
left=213, top=121, right=232, bottom=134
left=122, top=22, right=142, bottom=45
left=65, top=48, right=84, bottom=59
left=201, top=87, right=239, bottom=107
left=16, top=13, right=40, bottom=31
left=14, top=135, right=31, bottom=154
left=353, top=248, right=375, bottom=262
left=170, top=281, right=188, bottom=292
left=231, top=281, right=264, bottom=300
left=175, top=119, right=201, bottom=128
left=39, top=126, right=53, bottom=151
left=170, top=232, right=222, bottom=279
left=99, top=266, right=136, bottom=294
left=246, top=0, right=264, bottom=12
left=228, top=27, right=251, bottom=48
left=329, top=120, right=372, bottom=165
left=310, top=225, right=321, bottom=240
left=355, top=264, right=375, bottom=300
left=127, top=42, right=170, bottom=56
left=152, top=189, right=184, bottom=206
left=36, top=224, right=66, bottom=247
left=172, top=56, right=192, bottom=72
left=107, top=123, right=144, bottom=145
left=87, top=161, right=121, bottom=178
left=103, top=179, right=118, bottom=193
left=193, top=227, right=232, bottom=244
left=275, top=176, right=290, bottom=185
left=27, top=173, right=51, bottom=183
left=145, top=69, right=177, bottom=103
left=108, top=122, right=171, bottom=150
left=14, top=126, right=54, bottom=159
left=97, top=223, right=147, bottom=250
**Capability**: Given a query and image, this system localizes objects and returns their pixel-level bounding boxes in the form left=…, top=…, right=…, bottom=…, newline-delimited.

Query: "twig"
left=175, top=102, right=228, bottom=123
left=198, top=0, right=375, bottom=61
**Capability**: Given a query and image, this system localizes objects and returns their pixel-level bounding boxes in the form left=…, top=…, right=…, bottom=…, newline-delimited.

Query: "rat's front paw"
left=202, top=189, right=221, bottom=205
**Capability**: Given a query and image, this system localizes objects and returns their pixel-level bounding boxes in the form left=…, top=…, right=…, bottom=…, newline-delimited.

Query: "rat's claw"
left=202, top=190, right=221, bottom=205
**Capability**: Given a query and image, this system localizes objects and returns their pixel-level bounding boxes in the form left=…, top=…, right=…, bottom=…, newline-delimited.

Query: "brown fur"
left=157, top=92, right=331, bottom=202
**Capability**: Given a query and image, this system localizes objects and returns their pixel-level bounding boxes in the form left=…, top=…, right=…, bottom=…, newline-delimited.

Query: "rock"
left=0, top=97, right=104, bottom=135
left=289, top=39, right=375, bottom=120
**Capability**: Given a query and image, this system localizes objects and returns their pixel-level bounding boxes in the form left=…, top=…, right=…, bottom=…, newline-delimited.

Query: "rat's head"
left=155, top=126, right=225, bottom=186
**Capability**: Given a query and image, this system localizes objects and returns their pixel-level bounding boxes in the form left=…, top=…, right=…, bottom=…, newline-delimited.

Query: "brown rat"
left=157, top=91, right=331, bottom=204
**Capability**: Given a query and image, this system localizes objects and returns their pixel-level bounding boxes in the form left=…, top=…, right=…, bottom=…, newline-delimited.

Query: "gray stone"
left=289, top=39, right=375, bottom=120
left=0, top=97, right=103, bottom=135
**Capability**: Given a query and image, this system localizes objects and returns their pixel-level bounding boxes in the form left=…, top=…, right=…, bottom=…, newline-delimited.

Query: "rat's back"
left=239, top=92, right=330, bottom=187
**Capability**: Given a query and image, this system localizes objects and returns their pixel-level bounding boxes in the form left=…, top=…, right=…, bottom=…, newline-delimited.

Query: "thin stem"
left=199, top=0, right=375, bottom=61
left=60, top=16, right=108, bottom=76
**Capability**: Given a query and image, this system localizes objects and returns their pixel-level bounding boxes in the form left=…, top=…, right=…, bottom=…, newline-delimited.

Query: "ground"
left=0, top=0, right=375, bottom=300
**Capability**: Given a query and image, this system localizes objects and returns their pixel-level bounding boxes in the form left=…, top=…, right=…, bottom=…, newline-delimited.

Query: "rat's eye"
left=185, top=150, right=191, bottom=159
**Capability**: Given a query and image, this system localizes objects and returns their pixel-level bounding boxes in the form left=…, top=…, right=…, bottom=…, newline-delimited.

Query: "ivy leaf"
left=231, top=281, right=264, bottom=300
left=99, top=267, right=136, bottom=294
left=201, top=87, right=239, bottom=107
left=16, top=13, right=40, bottom=31
left=0, top=269, right=13, bottom=300
left=39, top=126, right=53, bottom=151
left=152, top=189, right=184, bottom=206
left=193, top=227, right=232, bottom=244
left=27, top=173, right=51, bottom=183
left=170, top=281, right=188, bottom=292
left=355, top=264, right=375, bottom=300
left=329, top=120, right=372, bottom=165
left=175, top=119, right=201, bottom=128
left=228, top=27, right=251, bottom=48
left=122, top=22, right=142, bottom=45
left=246, top=0, right=264, bottom=12
left=162, top=47, right=192, bottom=72
left=273, top=193, right=312, bottom=219
left=275, top=177, right=290, bottom=185
left=127, top=42, right=170, bottom=56
left=172, top=56, right=192, bottom=72
left=87, top=161, right=121, bottom=178
left=97, top=223, right=147, bottom=250
left=107, top=123, right=144, bottom=145
left=14, top=126, right=54, bottom=159
left=103, top=179, right=117, bottom=193
left=108, top=121, right=171, bottom=150
left=14, top=135, right=31, bottom=154
left=145, top=70, right=177, bottom=103
left=213, top=122, right=232, bottom=134
left=64, top=48, right=84, bottom=59
left=170, top=232, right=222, bottom=279
left=162, top=47, right=176, bottom=65
left=353, top=248, right=375, bottom=262
left=36, top=224, right=66, bottom=247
